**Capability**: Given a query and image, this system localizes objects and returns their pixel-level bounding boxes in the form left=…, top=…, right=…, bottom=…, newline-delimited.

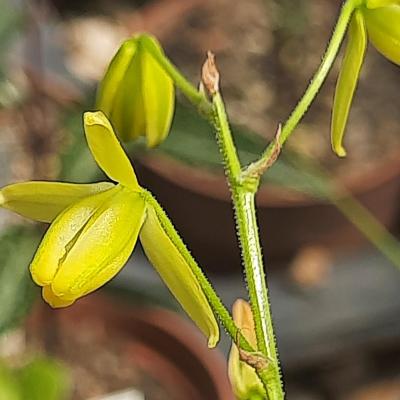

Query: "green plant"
left=0, top=0, right=399, bottom=399
left=0, top=226, right=40, bottom=335
left=0, top=357, right=70, bottom=400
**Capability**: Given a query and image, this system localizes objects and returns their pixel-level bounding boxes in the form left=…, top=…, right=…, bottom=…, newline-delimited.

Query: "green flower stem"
left=243, top=0, right=362, bottom=178
left=250, top=394, right=268, bottom=400
left=143, top=2, right=365, bottom=397
left=141, top=40, right=212, bottom=115
left=142, top=190, right=256, bottom=353
left=212, top=92, right=283, bottom=400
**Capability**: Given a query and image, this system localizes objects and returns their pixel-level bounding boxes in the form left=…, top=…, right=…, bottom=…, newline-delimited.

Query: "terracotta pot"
left=135, top=153, right=400, bottom=274
left=27, top=295, right=234, bottom=400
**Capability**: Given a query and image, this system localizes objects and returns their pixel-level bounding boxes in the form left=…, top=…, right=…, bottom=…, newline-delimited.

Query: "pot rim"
left=28, top=295, right=234, bottom=400
left=136, top=152, right=400, bottom=207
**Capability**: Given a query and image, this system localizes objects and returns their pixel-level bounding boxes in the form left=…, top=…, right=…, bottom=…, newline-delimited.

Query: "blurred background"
left=0, top=0, right=399, bottom=399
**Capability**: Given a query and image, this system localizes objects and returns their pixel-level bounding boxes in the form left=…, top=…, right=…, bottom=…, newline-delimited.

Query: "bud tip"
left=84, top=111, right=106, bottom=126
left=201, top=51, right=220, bottom=96
left=335, top=146, right=347, bottom=158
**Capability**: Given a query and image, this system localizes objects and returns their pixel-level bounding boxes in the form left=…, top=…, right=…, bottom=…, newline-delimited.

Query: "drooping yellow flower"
left=0, top=111, right=219, bottom=348
left=331, top=1, right=400, bottom=157
left=96, top=34, right=175, bottom=148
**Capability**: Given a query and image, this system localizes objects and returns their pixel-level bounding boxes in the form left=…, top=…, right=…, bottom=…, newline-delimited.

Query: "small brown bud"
left=201, top=51, right=220, bottom=96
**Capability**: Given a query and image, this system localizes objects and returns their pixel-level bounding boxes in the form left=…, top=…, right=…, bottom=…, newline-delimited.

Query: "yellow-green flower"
left=331, top=1, right=400, bottom=156
left=0, top=111, right=218, bottom=348
left=228, top=299, right=265, bottom=400
left=363, top=2, right=400, bottom=65
left=96, top=34, right=175, bottom=148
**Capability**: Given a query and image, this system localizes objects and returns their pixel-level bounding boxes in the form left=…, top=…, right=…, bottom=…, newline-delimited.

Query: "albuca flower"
left=228, top=299, right=265, bottom=400
left=331, top=1, right=400, bottom=156
left=0, top=111, right=219, bottom=348
left=96, top=34, right=175, bottom=148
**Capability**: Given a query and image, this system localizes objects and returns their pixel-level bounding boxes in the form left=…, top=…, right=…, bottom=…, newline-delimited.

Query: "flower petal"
left=96, top=38, right=138, bottom=116
left=42, top=286, right=74, bottom=308
left=139, top=197, right=219, bottom=348
left=331, top=10, right=367, bottom=157
left=363, top=4, right=400, bottom=65
left=366, top=0, right=400, bottom=9
left=50, top=187, right=146, bottom=301
left=96, top=37, right=146, bottom=142
left=140, top=35, right=175, bottom=148
left=110, top=49, right=146, bottom=142
left=30, top=186, right=118, bottom=287
left=0, top=181, right=114, bottom=223
left=75, top=229, right=140, bottom=298
left=83, top=111, right=139, bottom=189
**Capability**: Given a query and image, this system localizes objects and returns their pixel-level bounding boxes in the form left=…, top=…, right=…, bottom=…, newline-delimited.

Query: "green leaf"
left=0, top=181, right=114, bottom=223
left=140, top=193, right=219, bottom=348
left=331, top=10, right=367, bottom=157
left=0, top=226, right=40, bottom=335
left=83, top=111, right=139, bottom=189
left=18, top=358, right=70, bottom=400
left=0, top=362, right=21, bottom=400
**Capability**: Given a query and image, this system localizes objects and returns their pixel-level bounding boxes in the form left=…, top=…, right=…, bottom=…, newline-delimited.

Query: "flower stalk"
left=243, top=0, right=362, bottom=177
left=202, top=53, right=284, bottom=400
left=141, top=190, right=256, bottom=354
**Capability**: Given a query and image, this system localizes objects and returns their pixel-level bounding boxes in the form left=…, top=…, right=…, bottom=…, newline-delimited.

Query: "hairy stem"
left=144, top=1, right=365, bottom=397
left=212, top=90, right=284, bottom=399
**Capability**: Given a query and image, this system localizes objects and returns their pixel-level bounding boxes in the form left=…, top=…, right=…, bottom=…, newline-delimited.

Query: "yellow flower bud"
left=96, top=34, right=175, bottom=147
left=228, top=299, right=265, bottom=400
left=362, top=4, right=400, bottom=65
